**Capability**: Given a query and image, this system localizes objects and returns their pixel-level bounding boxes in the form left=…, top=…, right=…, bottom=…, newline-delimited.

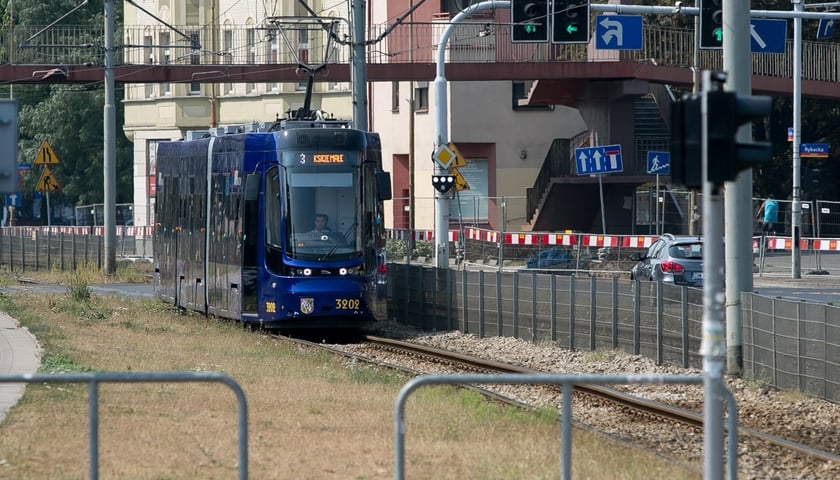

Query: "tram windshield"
left=277, top=157, right=363, bottom=262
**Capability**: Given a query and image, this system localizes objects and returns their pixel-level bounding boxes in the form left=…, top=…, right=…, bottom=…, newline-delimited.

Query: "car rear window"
left=670, top=243, right=703, bottom=259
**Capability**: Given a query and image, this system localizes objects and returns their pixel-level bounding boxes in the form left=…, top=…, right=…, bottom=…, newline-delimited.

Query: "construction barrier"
left=388, top=228, right=840, bottom=252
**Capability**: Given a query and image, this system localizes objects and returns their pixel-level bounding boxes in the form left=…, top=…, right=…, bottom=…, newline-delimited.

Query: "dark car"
left=526, top=248, right=572, bottom=269
left=629, top=234, right=704, bottom=286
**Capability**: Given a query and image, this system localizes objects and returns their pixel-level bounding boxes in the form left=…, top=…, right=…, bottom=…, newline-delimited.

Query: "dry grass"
left=0, top=276, right=699, bottom=479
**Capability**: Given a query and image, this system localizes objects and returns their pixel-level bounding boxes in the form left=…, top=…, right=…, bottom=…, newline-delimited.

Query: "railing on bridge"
left=1, top=22, right=839, bottom=84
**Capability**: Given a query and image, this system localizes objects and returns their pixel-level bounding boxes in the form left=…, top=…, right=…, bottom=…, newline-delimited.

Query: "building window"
left=391, top=82, right=400, bottom=112
left=159, top=32, right=171, bottom=96
left=414, top=81, right=429, bottom=113
left=512, top=81, right=553, bottom=111
left=266, top=36, right=279, bottom=92
left=246, top=28, right=256, bottom=94
left=223, top=29, right=234, bottom=94
left=189, top=32, right=201, bottom=95
left=144, top=34, right=154, bottom=98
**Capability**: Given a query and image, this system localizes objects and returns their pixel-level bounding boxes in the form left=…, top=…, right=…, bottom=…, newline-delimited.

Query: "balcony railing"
left=1, top=22, right=838, bottom=83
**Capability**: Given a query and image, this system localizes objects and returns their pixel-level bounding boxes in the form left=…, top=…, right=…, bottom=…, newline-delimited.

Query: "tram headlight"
left=303, top=268, right=312, bottom=276
left=339, top=267, right=347, bottom=275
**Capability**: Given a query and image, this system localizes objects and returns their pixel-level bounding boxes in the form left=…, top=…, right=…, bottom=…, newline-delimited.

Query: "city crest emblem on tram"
left=300, top=298, right=315, bottom=315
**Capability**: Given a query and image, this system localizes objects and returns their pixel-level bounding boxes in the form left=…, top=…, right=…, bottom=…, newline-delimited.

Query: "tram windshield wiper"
left=319, top=222, right=357, bottom=261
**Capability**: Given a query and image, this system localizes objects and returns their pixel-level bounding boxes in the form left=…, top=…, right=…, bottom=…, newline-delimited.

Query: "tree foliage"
left=2, top=0, right=131, bottom=224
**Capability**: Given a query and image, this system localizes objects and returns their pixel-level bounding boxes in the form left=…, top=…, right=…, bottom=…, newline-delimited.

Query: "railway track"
left=362, top=336, right=840, bottom=463
left=285, top=333, right=839, bottom=476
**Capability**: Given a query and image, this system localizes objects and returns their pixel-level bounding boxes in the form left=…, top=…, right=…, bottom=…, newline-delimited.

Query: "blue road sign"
left=817, top=19, right=835, bottom=40
left=5, top=193, right=20, bottom=207
left=750, top=19, right=787, bottom=54
left=646, top=151, right=670, bottom=175
left=595, top=15, right=643, bottom=51
left=800, top=143, right=830, bottom=159
left=574, top=145, right=623, bottom=176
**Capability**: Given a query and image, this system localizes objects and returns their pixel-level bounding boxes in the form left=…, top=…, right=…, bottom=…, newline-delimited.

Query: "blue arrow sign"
left=647, top=151, right=670, bottom=175
left=800, top=143, right=829, bottom=159
left=595, top=15, right=643, bottom=51
left=574, top=145, right=623, bottom=176
left=5, top=193, right=20, bottom=208
left=750, top=19, right=787, bottom=54
left=817, top=19, right=835, bottom=40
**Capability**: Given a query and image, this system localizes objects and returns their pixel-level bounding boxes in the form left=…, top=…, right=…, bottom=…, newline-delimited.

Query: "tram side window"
left=264, top=167, right=283, bottom=272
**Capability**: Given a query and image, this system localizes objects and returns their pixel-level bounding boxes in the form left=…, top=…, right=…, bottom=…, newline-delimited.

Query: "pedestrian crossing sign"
left=36, top=166, right=61, bottom=192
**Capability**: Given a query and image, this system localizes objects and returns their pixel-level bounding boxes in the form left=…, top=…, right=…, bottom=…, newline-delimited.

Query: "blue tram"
left=153, top=119, right=392, bottom=329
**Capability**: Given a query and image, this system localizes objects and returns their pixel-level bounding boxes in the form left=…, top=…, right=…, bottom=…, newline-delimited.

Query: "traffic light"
left=432, top=174, right=456, bottom=193
left=670, top=88, right=772, bottom=187
left=803, top=166, right=820, bottom=192
left=669, top=94, right=702, bottom=189
left=0, top=100, right=18, bottom=194
left=552, top=0, right=590, bottom=44
left=706, top=90, right=772, bottom=183
left=511, top=0, right=549, bottom=43
left=700, top=0, right=723, bottom=49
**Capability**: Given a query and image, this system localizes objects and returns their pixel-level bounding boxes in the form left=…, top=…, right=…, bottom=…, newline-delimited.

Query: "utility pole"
left=104, top=0, right=116, bottom=275
left=434, top=1, right=510, bottom=268
left=351, top=0, right=368, bottom=130
left=791, top=0, right=803, bottom=279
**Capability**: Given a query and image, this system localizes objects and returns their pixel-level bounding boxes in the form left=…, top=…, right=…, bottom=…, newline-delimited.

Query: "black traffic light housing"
left=432, top=174, right=456, bottom=193
left=670, top=94, right=702, bottom=189
left=700, top=0, right=723, bottom=49
left=552, top=0, right=590, bottom=44
left=670, top=84, right=772, bottom=189
left=803, top=166, right=820, bottom=192
left=512, top=0, right=549, bottom=43
left=706, top=90, right=772, bottom=183
left=0, top=100, right=18, bottom=194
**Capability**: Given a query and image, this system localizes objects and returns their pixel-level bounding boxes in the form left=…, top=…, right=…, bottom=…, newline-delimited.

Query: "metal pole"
left=594, top=132, right=606, bottom=234
left=689, top=0, right=700, bottom=237
left=655, top=174, right=660, bottom=236
left=103, top=0, right=116, bottom=275
left=792, top=0, right=803, bottom=278
left=723, top=0, right=752, bottom=375
left=700, top=70, right=725, bottom=480
left=351, top=0, right=368, bottom=131
left=434, top=1, right=510, bottom=269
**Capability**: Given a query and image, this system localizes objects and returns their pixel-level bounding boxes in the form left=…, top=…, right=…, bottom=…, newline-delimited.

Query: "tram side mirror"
left=244, top=173, right=260, bottom=201
left=376, top=172, right=392, bottom=201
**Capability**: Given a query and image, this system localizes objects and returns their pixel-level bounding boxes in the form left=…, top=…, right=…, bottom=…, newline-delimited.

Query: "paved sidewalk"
left=0, top=312, right=42, bottom=423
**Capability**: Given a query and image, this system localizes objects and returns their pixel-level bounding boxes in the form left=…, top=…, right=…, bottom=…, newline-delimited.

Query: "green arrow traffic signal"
left=713, top=27, right=722, bottom=42
left=525, top=24, right=536, bottom=34
left=565, top=24, right=578, bottom=34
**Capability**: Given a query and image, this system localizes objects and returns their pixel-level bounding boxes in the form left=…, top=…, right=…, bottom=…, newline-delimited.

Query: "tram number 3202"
left=263, top=299, right=359, bottom=314
left=335, top=298, right=360, bottom=310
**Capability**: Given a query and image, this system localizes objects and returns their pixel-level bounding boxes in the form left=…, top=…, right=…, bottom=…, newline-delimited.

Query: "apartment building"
left=122, top=0, right=352, bottom=226
left=369, top=2, right=587, bottom=232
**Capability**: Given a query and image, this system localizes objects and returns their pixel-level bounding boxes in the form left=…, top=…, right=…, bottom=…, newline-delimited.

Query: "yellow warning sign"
left=36, top=166, right=61, bottom=192
left=34, top=140, right=60, bottom=165
left=451, top=167, right=470, bottom=192
left=448, top=142, right=468, bottom=168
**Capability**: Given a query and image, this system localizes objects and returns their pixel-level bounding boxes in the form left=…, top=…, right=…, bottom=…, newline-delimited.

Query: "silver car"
left=629, top=234, right=704, bottom=286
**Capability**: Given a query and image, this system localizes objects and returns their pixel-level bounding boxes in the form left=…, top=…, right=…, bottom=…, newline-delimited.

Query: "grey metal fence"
left=0, top=227, right=153, bottom=272
left=388, top=264, right=840, bottom=403
left=0, top=372, right=248, bottom=480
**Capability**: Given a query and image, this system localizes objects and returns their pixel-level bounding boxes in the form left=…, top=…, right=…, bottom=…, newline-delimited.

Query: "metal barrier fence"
left=394, top=373, right=738, bottom=480
left=0, top=372, right=248, bottom=480
left=0, top=227, right=153, bottom=271
left=387, top=264, right=840, bottom=403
